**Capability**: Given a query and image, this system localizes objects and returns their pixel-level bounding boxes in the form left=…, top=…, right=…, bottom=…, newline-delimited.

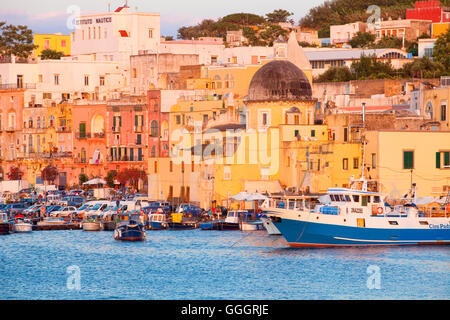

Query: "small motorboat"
left=149, top=213, right=168, bottom=230
left=114, top=221, right=146, bottom=241
left=240, top=219, right=264, bottom=231
left=14, top=219, right=33, bottom=233
left=82, top=221, right=101, bottom=231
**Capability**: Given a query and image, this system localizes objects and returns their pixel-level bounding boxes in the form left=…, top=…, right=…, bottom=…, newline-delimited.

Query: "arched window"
left=150, top=120, right=159, bottom=137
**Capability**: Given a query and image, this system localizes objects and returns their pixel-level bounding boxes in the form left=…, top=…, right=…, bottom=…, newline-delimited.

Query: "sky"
left=0, top=0, right=325, bottom=37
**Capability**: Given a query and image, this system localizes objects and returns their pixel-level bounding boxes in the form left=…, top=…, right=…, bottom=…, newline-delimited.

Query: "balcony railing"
left=56, top=126, right=72, bottom=133
left=0, top=83, right=36, bottom=90
left=134, top=125, right=143, bottom=133
left=107, top=156, right=144, bottom=162
left=112, top=126, right=121, bottom=133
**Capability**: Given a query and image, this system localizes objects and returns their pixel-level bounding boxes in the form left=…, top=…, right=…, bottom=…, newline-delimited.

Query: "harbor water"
left=0, top=230, right=448, bottom=300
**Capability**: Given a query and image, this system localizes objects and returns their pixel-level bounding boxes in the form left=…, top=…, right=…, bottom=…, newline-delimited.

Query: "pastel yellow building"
left=365, top=130, right=450, bottom=198
left=432, top=22, right=449, bottom=38
left=149, top=59, right=360, bottom=208
left=34, top=34, right=71, bottom=57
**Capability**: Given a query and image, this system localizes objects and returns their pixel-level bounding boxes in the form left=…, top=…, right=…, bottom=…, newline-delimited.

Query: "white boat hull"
left=14, top=223, right=33, bottom=233
left=261, top=217, right=282, bottom=235
left=240, top=220, right=263, bottom=231
left=83, top=222, right=101, bottom=231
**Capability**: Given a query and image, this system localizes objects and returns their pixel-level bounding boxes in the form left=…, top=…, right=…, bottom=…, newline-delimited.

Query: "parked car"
left=60, top=196, right=86, bottom=207
left=177, top=203, right=204, bottom=216
left=2, top=203, right=28, bottom=215
left=50, top=206, right=78, bottom=217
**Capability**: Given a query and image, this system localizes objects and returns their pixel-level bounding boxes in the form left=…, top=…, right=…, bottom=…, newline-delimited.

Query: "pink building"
left=148, top=90, right=170, bottom=159
left=0, top=88, right=25, bottom=180
left=71, top=102, right=108, bottom=186
left=106, top=96, right=148, bottom=175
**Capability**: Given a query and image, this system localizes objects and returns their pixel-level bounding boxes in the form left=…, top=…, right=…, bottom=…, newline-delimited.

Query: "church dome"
left=247, top=60, right=312, bottom=102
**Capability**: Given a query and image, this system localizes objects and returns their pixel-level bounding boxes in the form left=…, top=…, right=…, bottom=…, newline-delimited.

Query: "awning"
left=119, top=30, right=129, bottom=37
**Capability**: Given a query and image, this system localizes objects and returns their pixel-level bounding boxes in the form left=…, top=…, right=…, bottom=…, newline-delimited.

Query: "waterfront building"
left=33, top=33, right=71, bottom=57
left=106, top=95, right=148, bottom=176
left=0, top=88, right=25, bottom=180
left=364, top=130, right=450, bottom=197
left=71, top=102, right=108, bottom=186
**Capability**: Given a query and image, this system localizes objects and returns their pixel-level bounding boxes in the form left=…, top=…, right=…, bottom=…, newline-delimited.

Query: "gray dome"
left=247, top=60, right=312, bottom=102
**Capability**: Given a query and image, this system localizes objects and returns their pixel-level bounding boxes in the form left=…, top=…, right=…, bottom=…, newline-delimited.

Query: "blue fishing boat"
left=262, top=179, right=450, bottom=248
left=113, top=220, right=146, bottom=241
left=149, top=213, right=168, bottom=230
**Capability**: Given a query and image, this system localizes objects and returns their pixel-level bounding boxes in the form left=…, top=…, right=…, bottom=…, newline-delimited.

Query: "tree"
left=116, top=168, right=147, bottom=190
left=349, top=32, right=375, bottom=48
left=41, top=166, right=58, bottom=184
left=401, top=56, right=445, bottom=79
left=79, top=173, right=89, bottom=186
left=350, top=54, right=395, bottom=79
left=258, top=23, right=289, bottom=46
left=433, top=27, right=450, bottom=75
left=315, top=66, right=353, bottom=82
left=105, top=170, right=117, bottom=188
left=40, top=49, right=65, bottom=60
left=0, top=22, right=36, bottom=59
left=266, top=9, right=294, bottom=23
left=7, top=167, right=23, bottom=180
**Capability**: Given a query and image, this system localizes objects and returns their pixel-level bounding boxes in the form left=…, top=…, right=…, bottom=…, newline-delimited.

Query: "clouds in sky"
left=0, top=0, right=324, bottom=37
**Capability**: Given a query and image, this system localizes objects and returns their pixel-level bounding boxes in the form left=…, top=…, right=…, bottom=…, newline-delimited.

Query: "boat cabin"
left=0, top=212, right=8, bottom=223
left=225, top=210, right=249, bottom=224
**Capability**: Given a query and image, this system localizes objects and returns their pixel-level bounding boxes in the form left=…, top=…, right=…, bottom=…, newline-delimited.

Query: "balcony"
left=107, top=155, right=144, bottom=163
left=0, top=83, right=36, bottom=90
left=5, top=127, right=15, bottom=133
left=75, top=132, right=105, bottom=139
left=112, top=126, right=121, bottom=133
left=134, top=125, right=143, bottom=133
left=56, top=126, right=72, bottom=133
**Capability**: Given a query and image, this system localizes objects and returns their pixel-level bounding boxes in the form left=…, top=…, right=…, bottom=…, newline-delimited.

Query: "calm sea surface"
left=0, top=229, right=448, bottom=300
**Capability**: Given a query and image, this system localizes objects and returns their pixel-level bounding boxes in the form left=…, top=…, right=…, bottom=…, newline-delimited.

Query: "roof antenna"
left=108, top=2, right=111, bottom=12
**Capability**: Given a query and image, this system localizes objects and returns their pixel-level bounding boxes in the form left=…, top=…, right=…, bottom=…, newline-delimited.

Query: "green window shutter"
left=436, top=152, right=441, bottom=168
left=113, top=116, right=116, bottom=127
left=135, top=115, right=138, bottom=126
left=403, top=151, right=414, bottom=169
left=445, top=151, right=450, bottom=167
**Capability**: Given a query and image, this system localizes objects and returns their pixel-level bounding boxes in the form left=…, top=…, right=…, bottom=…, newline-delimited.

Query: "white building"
left=0, top=58, right=124, bottom=106
left=330, top=22, right=367, bottom=46
left=70, top=5, right=160, bottom=82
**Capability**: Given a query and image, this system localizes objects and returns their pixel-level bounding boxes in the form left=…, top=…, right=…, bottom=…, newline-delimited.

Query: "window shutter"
left=445, top=151, right=450, bottom=167
left=436, top=152, right=441, bottom=169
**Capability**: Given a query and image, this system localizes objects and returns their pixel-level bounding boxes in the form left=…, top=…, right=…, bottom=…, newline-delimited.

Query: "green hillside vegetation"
left=299, top=0, right=450, bottom=38
left=177, top=10, right=294, bottom=46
